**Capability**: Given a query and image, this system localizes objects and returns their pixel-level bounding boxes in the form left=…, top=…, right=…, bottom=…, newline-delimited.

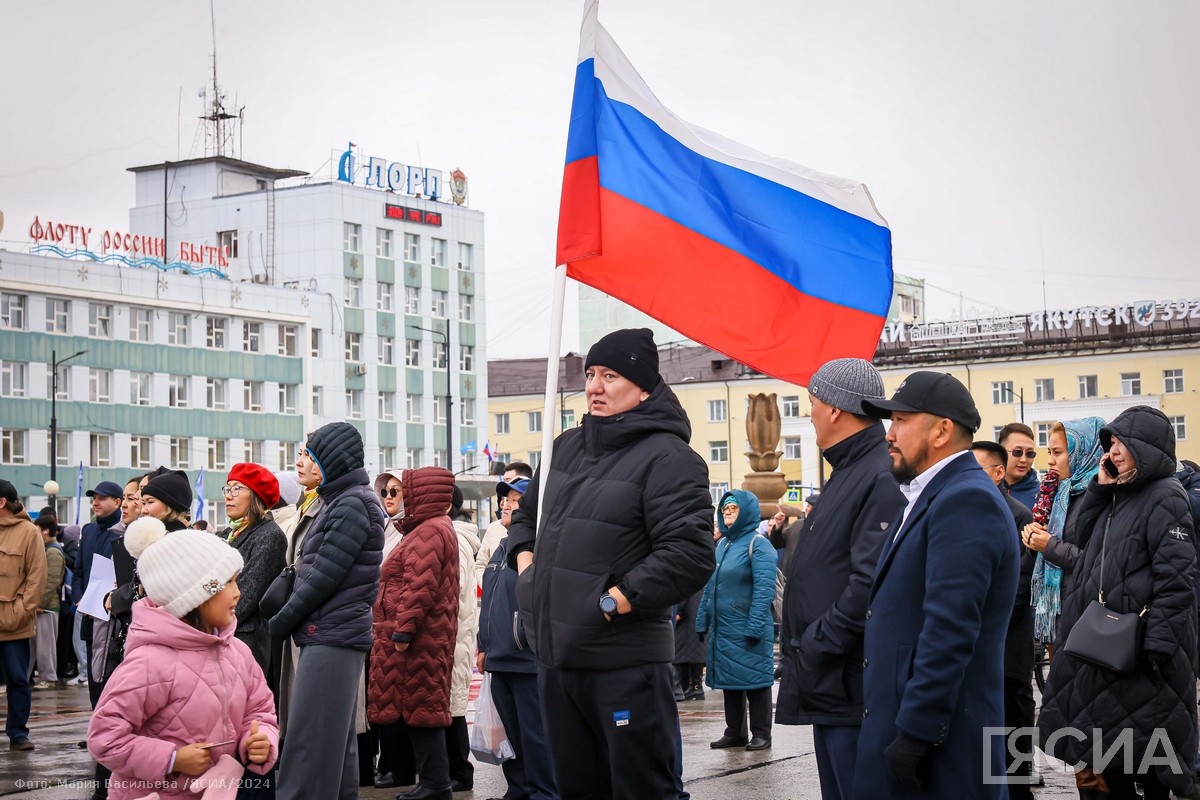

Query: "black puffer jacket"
left=1038, top=406, right=1198, bottom=793
left=506, top=381, right=716, bottom=670
left=775, top=422, right=906, bottom=727
left=270, top=422, right=385, bottom=651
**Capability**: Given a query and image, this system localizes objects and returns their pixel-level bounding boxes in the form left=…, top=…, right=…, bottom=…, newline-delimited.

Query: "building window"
left=1169, top=415, right=1187, bottom=441
left=310, top=328, right=321, bottom=358
left=528, top=451, right=541, bottom=470
left=495, top=413, right=510, bottom=435
left=493, top=452, right=511, bottom=467
left=1078, top=375, right=1098, bottom=399
left=244, top=381, right=263, bottom=412
left=345, top=332, right=361, bottom=362
left=0, top=362, right=26, bottom=398
left=434, top=341, right=449, bottom=370
left=207, top=316, right=228, bottom=349
left=404, top=233, right=420, bottom=262
left=168, top=375, right=189, bottom=408
left=708, top=399, right=727, bottom=423
left=88, top=303, right=113, bottom=338
left=278, top=324, right=298, bottom=356
left=1035, top=423, right=1052, bottom=448
left=243, top=440, right=263, bottom=464
left=709, top=441, right=729, bottom=463
left=1120, top=372, right=1142, bottom=397
left=130, top=372, right=151, bottom=406
left=460, top=345, right=475, bottom=372
left=278, top=441, right=298, bottom=472
left=1, top=429, right=26, bottom=465
left=458, top=293, right=474, bottom=321
left=130, top=436, right=152, bottom=469
left=89, top=368, right=112, bottom=403
left=311, top=387, right=322, bottom=416
left=343, top=222, right=362, bottom=253
left=90, top=433, right=112, bottom=468
left=405, top=339, right=421, bottom=367
left=461, top=398, right=476, bottom=425
left=434, top=397, right=450, bottom=424
left=45, top=298, right=71, bottom=333
left=1164, top=369, right=1185, bottom=395
left=378, top=392, right=395, bottom=421
left=431, top=238, right=447, bottom=268
left=1034, top=378, right=1055, bottom=403
left=0, top=293, right=26, bottom=330
left=781, top=395, right=800, bottom=418
left=376, top=228, right=393, bottom=259
left=527, top=411, right=542, bottom=433
left=207, top=378, right=228, bottom=410
left=208, top=439, right=228, bottom=470
left=378, top=335, right=395, bottom=365
left=407, top=394, right=422, bottom=422
left=129, top=307, right=152, bottom=341
left=218, top=229, right=239, bottom=259
left=380, top=446, right=396, bottom=469
left=243, top=321, right=262, bottom=353
left=377, top=281, right=394, bottom=312
left=432, top=290, right=448, bottom=318
left=457, top=243, right=473, bottom=271
left=404, top=286, right=421, bottom=315
left=708, top=482, right=730, bottom=505
left=48, top=431, right=68, bottom=467
left=347, top=389, right=364, bottom=419
left=406, top=448, right=422, bottom=469
left=46, top=365, right=69, bottom=400
left=783, top=436, right=802, bottom=460
left=991, top=381, right=1014, bottom=404
left=168, top=437, right=189, bottom=469
left=344, top=278, right=362, bottom=307
left=279, top=383, right=298, bottom=415
left=560, top=408, right=575, bottom=429
left=992, top=426, right=1005, bottom=441
left=167, top=311, right=190, bottom=345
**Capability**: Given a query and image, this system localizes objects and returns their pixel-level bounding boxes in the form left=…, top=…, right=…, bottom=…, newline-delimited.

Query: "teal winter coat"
left=697, top=490, right=776, bottom=690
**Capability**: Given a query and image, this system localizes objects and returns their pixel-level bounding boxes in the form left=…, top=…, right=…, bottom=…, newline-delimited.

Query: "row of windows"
left=344, top=282, right=474, bottom=320
left=342, top=224, right=474, bottom=271
left=344, top=335, right=475, bottom=372
left=3, top=430, right=297, bottom=472
left=341, top=391, right=475, bottom=424
left=991, top=370, right=1185, bottom=404
left=491, top=397, right=797, bottom=435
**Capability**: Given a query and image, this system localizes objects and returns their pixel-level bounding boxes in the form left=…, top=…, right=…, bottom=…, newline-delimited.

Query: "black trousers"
left=1102, top=770, right=1171, bottom=800
left=85, top=638, right=112, bottom=798
left=492, top=670, right=557, bottom=800
left=1002, top=675, right=1034, bottom=800
left=721, top=687, right=772, bottom=741
left=445, top=716, right=473, bottom=785
left=408, top=725, right=451, bottom=792
left=539, top=663, right=678, bottom=800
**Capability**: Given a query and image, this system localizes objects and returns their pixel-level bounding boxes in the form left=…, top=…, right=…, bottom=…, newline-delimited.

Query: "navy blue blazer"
left=854, top=451, right=1018, bottom=800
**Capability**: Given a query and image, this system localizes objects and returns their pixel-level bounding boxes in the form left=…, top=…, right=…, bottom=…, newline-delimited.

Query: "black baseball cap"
left=861, top=371, right=982, bottom=433
left=86, top=480, right=124, bottom=499
left=0, top=479, right=18, bottom=504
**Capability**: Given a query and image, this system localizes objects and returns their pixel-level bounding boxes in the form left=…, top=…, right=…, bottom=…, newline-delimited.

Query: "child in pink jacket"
left=88, top=517, right=280, bottom=800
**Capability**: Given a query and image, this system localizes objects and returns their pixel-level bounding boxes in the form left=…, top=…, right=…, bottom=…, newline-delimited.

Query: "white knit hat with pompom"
left=123, top=517, right=244, bottom=618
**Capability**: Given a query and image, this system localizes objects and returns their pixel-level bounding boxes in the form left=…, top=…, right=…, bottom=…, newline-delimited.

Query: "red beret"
left=227, top=463, right=281, bottom=508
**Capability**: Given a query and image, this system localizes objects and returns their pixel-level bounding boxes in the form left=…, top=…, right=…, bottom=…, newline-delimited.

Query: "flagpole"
left=536, top=265, right=569, bottom=530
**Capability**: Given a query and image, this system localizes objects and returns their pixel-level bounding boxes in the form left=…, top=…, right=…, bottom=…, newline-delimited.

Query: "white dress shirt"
left=895, top=450, right=975, bottom=539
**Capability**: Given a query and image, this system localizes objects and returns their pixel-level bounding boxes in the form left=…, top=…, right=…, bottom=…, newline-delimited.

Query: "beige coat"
left=474, top=519, right=507, bottom=588
left=0, top=513, right=47, bottom=641
left=450, top=519, right=481, bottom=718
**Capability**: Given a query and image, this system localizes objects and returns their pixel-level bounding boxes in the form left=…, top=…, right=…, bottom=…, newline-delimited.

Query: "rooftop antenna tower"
left=200, top=0, right=243, bottom=159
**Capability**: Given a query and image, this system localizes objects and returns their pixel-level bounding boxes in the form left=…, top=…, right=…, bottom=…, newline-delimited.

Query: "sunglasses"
left=1008, top=449, right=1037, bottom=460
left=379, top=488, right=401, bottom=499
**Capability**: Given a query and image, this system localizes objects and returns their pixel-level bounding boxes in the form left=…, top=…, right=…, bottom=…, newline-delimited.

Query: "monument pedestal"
left=741, top=471, right=788, bottom=520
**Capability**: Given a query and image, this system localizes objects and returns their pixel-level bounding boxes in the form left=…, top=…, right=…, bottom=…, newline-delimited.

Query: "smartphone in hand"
left=1102, top=457, right=1120, bottom=478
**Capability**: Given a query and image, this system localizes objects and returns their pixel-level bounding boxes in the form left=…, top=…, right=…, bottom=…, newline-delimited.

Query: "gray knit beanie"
left=808, top=358, right=885, bottom=415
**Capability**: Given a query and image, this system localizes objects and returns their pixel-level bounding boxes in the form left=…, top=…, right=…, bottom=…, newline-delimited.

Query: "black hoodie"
left=506, top=381, right=716, bottom=670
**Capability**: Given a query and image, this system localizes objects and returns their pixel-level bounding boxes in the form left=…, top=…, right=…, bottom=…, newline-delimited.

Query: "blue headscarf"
left=1031, top=416, right=1105, bottom=642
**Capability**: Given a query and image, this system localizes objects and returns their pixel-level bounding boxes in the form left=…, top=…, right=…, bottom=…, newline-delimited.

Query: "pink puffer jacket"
left=88, top=599, right=279, bottom=800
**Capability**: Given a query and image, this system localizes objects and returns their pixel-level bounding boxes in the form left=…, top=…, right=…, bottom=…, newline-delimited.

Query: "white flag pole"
left=536, top=264, right=569, bottom=531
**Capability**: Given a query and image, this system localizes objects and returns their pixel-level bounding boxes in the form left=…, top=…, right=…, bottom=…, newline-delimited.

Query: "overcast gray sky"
left=3, top=1, right=1198, bottom=358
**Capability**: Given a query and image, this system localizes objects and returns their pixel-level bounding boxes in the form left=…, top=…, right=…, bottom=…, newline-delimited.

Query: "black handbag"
left=1062, top=512, right=1147, bottom=675
left=258, top=565, right=296, bottom=619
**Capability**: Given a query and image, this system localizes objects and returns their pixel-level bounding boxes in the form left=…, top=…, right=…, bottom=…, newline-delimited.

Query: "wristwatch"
left=599, top=592, right=619, bottom=616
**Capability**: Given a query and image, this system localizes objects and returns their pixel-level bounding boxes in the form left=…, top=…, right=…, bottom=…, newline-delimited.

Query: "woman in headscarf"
left=1023, top=416, right=1106, bottom=643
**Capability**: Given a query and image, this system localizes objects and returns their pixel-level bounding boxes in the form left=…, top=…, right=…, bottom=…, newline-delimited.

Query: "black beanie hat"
left=584, top=328, right=660, bottom=392
left=140, top=469, right=193, bottom=514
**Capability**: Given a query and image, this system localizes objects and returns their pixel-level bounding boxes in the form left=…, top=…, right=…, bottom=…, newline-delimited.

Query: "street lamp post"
left=49, top=348, right=87, bottom=486
left=408, top=325, right=452, bottom=466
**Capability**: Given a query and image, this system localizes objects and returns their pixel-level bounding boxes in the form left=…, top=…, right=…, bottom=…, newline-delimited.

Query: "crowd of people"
left=0, top=326, right=1198, bottom=800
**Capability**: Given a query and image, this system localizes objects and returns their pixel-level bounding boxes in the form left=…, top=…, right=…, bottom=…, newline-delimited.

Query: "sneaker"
left=71, top=675, right=89, bottom=686
left=9, top=736, right=34, bottom=751
left=31, top=681, right=55, bottom=690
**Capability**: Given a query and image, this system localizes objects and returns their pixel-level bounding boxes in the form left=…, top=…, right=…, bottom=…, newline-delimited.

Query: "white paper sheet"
left=78, top=554, right=115, bottom=622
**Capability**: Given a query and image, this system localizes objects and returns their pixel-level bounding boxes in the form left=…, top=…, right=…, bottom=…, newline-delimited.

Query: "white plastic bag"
left=470, top=673, right=516, bottom=764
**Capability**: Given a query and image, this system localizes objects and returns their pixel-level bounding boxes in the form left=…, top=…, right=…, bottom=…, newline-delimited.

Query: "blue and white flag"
left=460, top=441, right=477, bottom=455
left=194, top=468, right=205, bottom=522
left=74, top=462, right=84, bottom=525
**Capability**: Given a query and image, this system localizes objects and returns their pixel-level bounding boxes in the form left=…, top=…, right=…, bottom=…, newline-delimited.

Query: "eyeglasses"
left=221, top=485, right=244, bottom=497
left=380, top=488, right=401, bottom=499
left=1008, top=449, right=1038, bottom=460
left=720, top=505, right=740, bottom=514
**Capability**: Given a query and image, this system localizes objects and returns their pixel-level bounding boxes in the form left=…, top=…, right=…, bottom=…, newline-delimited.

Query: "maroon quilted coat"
left=368, top=467, right=459, bottom=728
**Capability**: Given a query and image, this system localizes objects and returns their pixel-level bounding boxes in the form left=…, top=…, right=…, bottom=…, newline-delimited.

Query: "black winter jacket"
left=478, top=537, right=535, bottom=674
left=1002, top=492, right=1036, bottom=680
left=775, top=422, right=906, bottom=727
left=220, top=517, right=287, bottom=672
left=506, top=381, right=716, bottom=670
left=270, top=423, right=385, bottom=651
left=1038, top=406, right=1198, bottom=793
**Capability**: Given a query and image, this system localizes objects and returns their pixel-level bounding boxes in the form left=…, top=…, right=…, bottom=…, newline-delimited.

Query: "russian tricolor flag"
left=556, top=1, right=893, bottom=386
